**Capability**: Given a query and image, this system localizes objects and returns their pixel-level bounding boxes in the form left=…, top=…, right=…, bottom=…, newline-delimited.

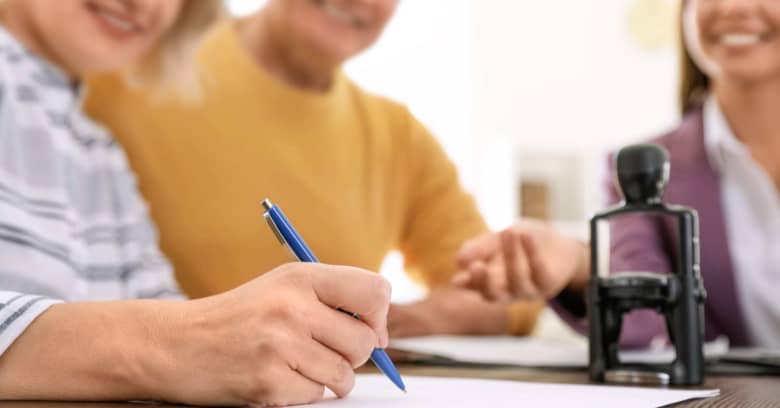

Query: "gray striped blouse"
left=0, top=27, right=182, bottom=356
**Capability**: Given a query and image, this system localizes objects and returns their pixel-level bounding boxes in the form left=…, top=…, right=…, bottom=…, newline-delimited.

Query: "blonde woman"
left=0, top=1, right=391, bottom=405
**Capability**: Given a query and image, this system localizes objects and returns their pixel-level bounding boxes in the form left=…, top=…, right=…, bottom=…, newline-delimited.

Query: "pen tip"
left=261, top=199, right=273, bottom=210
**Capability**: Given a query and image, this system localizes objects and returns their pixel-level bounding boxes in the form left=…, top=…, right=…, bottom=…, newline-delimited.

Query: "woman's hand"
left=453, top=219, right=590, bottom=301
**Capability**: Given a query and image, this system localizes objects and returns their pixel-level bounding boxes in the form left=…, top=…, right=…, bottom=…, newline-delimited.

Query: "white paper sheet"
left=391, top=336, right=588, bottom=367
left=304, top=375, right=719, bottom=407
left=390, top=336, right=729, bottom=367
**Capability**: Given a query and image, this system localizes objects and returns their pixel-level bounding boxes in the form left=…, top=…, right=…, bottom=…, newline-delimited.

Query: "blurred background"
left=227, top=0, right=682, bottom=335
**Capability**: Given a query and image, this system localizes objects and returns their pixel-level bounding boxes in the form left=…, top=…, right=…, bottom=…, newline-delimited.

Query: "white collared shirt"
left=703, top=97, right=780, bottom=348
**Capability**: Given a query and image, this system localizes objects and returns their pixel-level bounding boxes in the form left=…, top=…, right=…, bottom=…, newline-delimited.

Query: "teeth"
left=720, top=33, right=761, bottom=46
left=96, top=9, right=138, bottom=33
left=321, top=1, right=363, bottom=27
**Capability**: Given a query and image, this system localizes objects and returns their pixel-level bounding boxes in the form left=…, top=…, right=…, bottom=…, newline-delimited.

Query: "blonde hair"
left=122, top=0, right=224, bottom=100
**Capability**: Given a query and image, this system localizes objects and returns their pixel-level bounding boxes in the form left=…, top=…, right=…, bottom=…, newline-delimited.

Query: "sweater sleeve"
left=396, top=114, right=488, bottom=288
left=506, top=299, right=545, bottom=335
left=396, top=113, right=542, bottom=335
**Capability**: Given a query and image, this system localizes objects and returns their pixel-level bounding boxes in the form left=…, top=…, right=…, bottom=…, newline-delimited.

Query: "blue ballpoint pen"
left=261, top=198, right=406, bottom=393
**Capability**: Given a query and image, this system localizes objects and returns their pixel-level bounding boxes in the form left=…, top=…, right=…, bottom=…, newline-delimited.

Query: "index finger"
left=308, top=264, right=392, bottom=347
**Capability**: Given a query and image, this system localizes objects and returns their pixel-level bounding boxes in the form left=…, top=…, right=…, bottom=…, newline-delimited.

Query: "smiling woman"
left=0, top=0, right=221, bottom=96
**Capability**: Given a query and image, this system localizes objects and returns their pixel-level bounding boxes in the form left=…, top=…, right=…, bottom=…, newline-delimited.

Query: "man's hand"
left=0, top=263, right=392, bottom=407
left=162, top=263, right=392, bottom=406
left=453, top=219, right=590, bottom=301
left=388, top=287, right=508, bottom=338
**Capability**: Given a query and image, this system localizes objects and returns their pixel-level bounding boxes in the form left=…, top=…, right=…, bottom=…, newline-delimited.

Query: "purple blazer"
left=554, top=109, right=752, bottom=347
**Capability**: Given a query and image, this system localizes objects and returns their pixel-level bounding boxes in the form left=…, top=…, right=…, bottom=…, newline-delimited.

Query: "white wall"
left=473, top=1, right=680, bottom=151
left=472, top=0, right=680, bottom=226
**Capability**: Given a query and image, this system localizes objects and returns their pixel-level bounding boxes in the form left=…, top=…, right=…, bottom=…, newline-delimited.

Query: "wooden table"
left=3, top=365, right=778, bottom=407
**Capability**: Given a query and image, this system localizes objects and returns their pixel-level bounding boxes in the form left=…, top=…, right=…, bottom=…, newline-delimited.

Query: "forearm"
left=465, top=298, right=511, bottom=335
left=0, top=300, right=179, bottom=402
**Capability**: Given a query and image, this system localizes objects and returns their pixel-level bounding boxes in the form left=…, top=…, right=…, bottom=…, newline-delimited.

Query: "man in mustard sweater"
left=86, top=0, right=541, bottom=337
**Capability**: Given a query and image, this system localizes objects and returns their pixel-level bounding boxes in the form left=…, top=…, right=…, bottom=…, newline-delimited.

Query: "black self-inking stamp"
left=588, top=143, right=706, bottom=386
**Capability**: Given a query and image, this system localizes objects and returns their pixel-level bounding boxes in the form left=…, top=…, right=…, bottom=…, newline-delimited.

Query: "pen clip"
left=264, top=212, right=287, bottom=246
left=264, top=210, right=303, bottom=262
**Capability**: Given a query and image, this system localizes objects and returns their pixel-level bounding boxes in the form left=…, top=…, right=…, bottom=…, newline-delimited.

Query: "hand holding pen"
left=262, top=199, right=407, bottom=393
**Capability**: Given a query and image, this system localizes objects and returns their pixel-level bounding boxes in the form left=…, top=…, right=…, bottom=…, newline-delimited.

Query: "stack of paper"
left=389, top=335, right=729, bottom=368
left=390, top=336, right=587, bottom=367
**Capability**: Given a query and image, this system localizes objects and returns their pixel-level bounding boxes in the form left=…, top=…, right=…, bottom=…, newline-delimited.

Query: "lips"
left=86, top=0, right=145, bottom=36
left=312, top=0, right=368, bottom=29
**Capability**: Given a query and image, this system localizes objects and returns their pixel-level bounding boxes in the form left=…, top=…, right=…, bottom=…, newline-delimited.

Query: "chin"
left=720, top=64, right=780, bottom=84
left=298, top=25, right=365, bottom=61
left=318, top=38, right=365, bottom=62
left=73, top=50, right=138, bottom=75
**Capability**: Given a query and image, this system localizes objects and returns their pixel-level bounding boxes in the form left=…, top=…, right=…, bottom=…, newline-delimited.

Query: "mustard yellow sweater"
left=86, top=21, right=540, bottom=334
